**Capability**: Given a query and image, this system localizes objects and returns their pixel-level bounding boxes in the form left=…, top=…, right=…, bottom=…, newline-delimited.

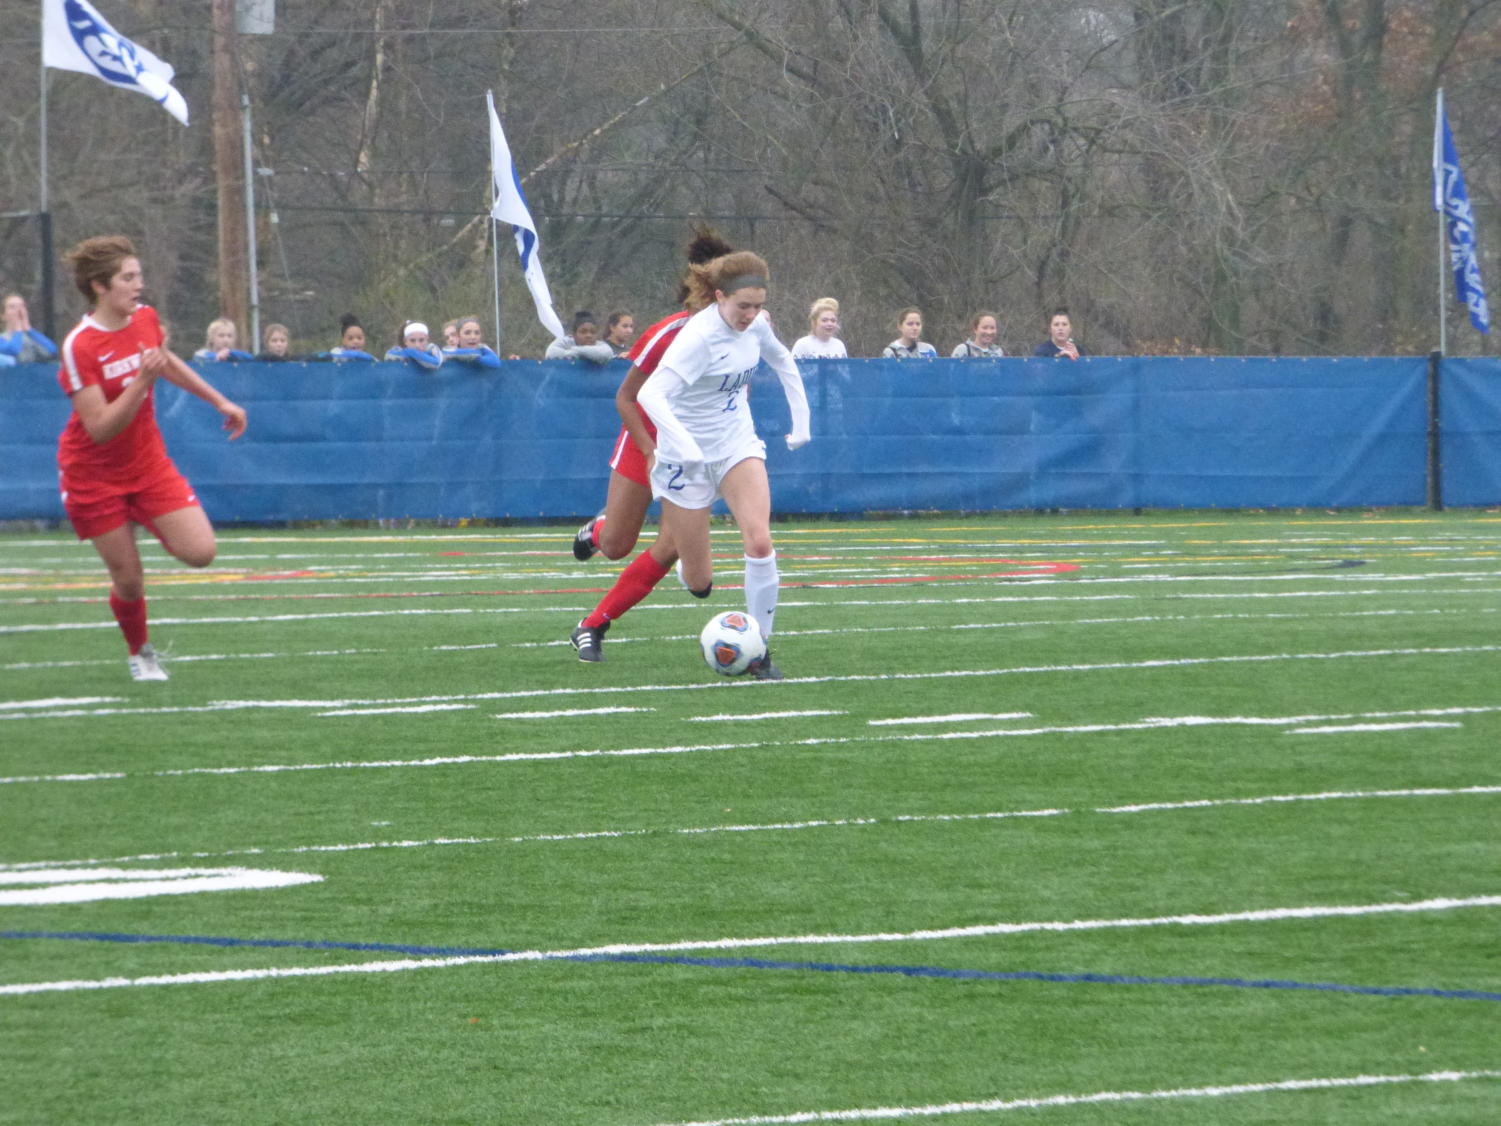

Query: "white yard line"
left=2, top=700, right=1493, bottom=785
left=491, top=706, right=656, bottom=719
left=318, top=704, right=476, bottom=717
left=5, top=646, right=1501, bottom=726
left=5, top=604, right=1497, bottom=672
left=5, top=784, right=1497, bottom=872
left=688, top=711, right=848, bottom=722
left=870, top=713, right=1032, bottom=726
left=1289, top=722, right=1463, bottom=735
left=643, top=1069, right=1501, bottom=1126
left=3, top=895, right=1498, bottom=996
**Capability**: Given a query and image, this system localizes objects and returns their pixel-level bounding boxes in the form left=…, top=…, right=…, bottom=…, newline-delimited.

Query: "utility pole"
left=212, top=0, right=248, bottom=332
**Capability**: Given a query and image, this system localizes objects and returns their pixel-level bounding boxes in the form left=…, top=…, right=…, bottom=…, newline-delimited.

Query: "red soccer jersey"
left=622, top=310, right=691, bottom=441
left=626, top=310, right=691, bottom=373
left=57, top=305, right=171, bottom=488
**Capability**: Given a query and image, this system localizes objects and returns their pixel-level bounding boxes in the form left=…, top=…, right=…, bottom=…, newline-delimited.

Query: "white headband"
left=404, top=322, right=429, bottom=340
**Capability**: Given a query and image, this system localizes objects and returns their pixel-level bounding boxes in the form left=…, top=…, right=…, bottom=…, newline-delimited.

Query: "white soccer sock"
left=743, top=551, right=779, bottom=643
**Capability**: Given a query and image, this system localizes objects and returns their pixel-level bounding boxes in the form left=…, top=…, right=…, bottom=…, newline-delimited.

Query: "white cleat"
left=127, top=643, right=169, bottom=682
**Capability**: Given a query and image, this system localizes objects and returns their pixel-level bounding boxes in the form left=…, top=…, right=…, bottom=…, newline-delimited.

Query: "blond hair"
left=807, top=297, right=840, bottom=330
left=203, top=317, right=236, bottom=349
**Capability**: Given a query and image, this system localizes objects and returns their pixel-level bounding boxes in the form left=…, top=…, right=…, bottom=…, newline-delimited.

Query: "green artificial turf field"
left=2, top=512, right=1499, bottom=1124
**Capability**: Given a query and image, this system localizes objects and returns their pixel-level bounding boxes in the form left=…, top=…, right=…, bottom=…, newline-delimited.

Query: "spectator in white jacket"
left=790, top=297, right=848, bottom=359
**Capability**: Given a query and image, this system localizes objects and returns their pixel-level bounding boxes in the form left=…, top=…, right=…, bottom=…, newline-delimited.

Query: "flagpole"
left=491, top=217, right=503, bottom=357
left=1436, top=88, right=1447, bottom=357
left=487, top=89, right=503, bottom=357
left=38, top=22, right=55, bottom=340
left=242, top=93, right=261, bottom=350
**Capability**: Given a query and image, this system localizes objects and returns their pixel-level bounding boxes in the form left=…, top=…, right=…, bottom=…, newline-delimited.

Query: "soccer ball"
left=699, top=611, right=766, bottom=676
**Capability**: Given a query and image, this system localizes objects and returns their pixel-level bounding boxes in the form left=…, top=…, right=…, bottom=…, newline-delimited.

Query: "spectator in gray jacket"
left=546, top=310, right=616, bottom=364
left=951, top=311, right=1005, bottom=358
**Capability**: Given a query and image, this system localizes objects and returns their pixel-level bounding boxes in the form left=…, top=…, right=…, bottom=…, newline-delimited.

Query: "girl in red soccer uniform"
left=57, top=236, right=247, bottom=681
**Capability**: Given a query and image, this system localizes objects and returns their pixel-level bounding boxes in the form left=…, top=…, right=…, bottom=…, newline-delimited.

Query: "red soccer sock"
left=582, top=551, right=672, bottom=629
left=109, top=591, right=149, bottom=655
left=591, top=517, right=606, bottom=548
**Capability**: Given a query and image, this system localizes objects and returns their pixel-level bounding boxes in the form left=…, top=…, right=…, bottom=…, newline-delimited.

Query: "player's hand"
left=219, top=399, right=247, bottom=440
left=139, top=347, right=169, bottom=380
left=786, top=430, right=810, bottom=452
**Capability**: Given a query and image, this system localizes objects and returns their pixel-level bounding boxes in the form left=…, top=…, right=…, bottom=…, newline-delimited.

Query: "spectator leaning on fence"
left=2, top=293, right=58, bottom=365
left=604, top=311, right=637, bottom=356
left=1033, top=307, right=1084, bottom=360
left=384, top=320, right=444, bottom=370
left=192, top=317, right=252, bottom=362
left=546, top=310, right=616, bottom=364
left=791, top=297, right=848, bottom=359
left=952, top=311, right=1005, bottom=359
left=881, top=307, right=936, bottom=359
left=442, top=317, right=502, bottom=369
left=255, top=323, right=293, bottom=362
left=322, top=314, right=375, bottom=361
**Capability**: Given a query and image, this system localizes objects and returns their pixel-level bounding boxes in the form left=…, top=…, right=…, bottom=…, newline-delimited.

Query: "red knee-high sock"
left=109, top=591, right=149, bottom=655
left=591, top=517, right=606, bottom=548
left=582, top=552, right=671, bottom=628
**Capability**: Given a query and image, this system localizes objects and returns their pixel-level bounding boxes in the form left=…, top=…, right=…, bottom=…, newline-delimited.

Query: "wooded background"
left=2, top=0, right=1497, bottom=359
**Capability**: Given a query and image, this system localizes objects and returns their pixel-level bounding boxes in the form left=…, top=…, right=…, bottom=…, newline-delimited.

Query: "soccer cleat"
left=572, top=515, right=602, bottom=561
left=127, top=643, right=169, bottom=682
left=746, top=648, right=783, bottom=681
left=570, top=619, right=609, bottom=662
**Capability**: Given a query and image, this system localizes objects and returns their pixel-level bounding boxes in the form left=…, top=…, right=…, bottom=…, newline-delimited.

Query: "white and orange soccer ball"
left=699, top=611, right=766, bottom=676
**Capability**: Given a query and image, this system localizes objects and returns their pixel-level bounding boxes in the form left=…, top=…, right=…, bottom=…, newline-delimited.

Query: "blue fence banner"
left=2, top=355, right=1486, bottom=524
left=1437, top=357, right=1501, bottom=507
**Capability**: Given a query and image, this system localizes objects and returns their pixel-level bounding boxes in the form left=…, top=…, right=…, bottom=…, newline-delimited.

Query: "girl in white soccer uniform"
left=634, top=250, right=810, bottom=678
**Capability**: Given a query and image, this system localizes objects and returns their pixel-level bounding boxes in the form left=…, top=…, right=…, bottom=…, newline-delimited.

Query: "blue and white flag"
left=1433, top=90, right=1489, bottom=334
left=487, top=91, right=566, bottom=342
left=42, top=0, right=188, bottom=125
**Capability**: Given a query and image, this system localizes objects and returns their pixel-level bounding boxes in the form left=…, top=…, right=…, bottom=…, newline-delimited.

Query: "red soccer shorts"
left=608, top=425, right=651, bottom=487
left=63, top=465, right=200, bottom=542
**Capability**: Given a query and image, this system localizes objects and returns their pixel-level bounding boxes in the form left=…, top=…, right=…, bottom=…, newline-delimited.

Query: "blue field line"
left=6, top=928, right=1501, bottom=1003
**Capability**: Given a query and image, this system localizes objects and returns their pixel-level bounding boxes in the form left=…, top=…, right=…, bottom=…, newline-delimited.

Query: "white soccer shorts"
left=650, top=434, right=767, bottom=509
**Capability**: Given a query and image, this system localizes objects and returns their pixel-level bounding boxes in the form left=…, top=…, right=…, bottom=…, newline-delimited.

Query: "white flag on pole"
left=42, top=0, right=189, bottom=125
left=487, top=90, right=566, bottom=343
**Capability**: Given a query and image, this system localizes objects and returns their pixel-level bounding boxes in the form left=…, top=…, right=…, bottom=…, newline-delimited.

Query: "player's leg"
left=662, top=497, right=714, bottom=595
left=569, top=530, right=682, bottom=663
left=719, top=456, right=782, bottom=680
left=133, top=468, right=215, bottom=569
left=575, top=429, right=652, bottom=561
left=89, top=523, right=167, bottom=680
left=150, top=504, right=217, bottom=569
left=595, top=472, right=653, bottom=561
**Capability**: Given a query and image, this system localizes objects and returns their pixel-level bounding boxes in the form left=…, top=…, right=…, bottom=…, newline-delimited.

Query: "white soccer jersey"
left=790, top=333, right=848, bottom=359
left=645, top=306, right=804, bottom=465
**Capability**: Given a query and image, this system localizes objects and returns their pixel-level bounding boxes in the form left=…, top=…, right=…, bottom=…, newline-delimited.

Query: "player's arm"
left=614, top=364, right=656, bottom=459
left=154, top=348, right=248, bottom=439
left=754, top=317, right=812, bottom=450
left=68, top=373, right=160, bottom=444
left=636, top=367, right=705, bottom=470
